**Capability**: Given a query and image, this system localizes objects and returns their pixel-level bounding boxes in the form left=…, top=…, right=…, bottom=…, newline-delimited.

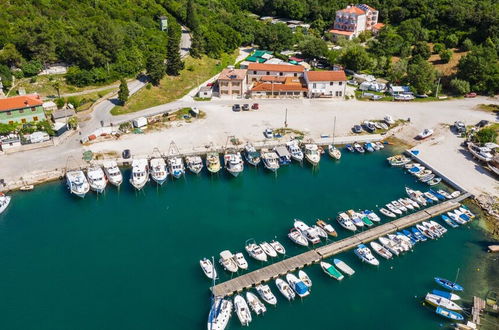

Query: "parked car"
left=242, top=104, right=250, bottom=111
left=232, top=104, right=241, bottom=111
left=454, top=121, right=466, bottom=133
left=251, top=103, right=259, bottom=110
left=122, top=149, right=131, bottom=159
left=371, top=95, right=383, bottom=100
left=465, top=92, right=477, bottom=98
left=476, top=120, right=489, bottom=128
left=352, top=125, right=363, bottom=134
left=264, top=128, right=273, bottom=138
left=415, top=94, right=429, bottom=98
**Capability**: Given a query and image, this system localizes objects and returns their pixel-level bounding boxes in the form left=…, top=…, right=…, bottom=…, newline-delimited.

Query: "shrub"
left=475, top=127, right=497, bottom=144
left=449, top=78, right=470, bottom=95
left=433, top=43, right=445, bottom=54
left=461, top=38, right=474, bottom=51
left=439, top=49, right=453, bottom=63
left=444, top=34, right=459, bottom=48
left=55, top=98, right=65, bottom=109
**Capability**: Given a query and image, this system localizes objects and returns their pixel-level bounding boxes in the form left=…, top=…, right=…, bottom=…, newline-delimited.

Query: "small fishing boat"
left=313, top=225, right=328, bottom=238
left=0, top=193, right=12, bottom=215
left=379, top=208, right=396, bottom=218
left=304, top=144, right=321, bottom=166
left=467, top=142, right=493, bottom=162
left=386, top=203, right=403, bottom=215
left=207, top=297, right=232, bottom=330
left=411, top=227, right=427, bottom=242
left=185, top=155, right=204, bottom=174
left=233, top=252, right=248, bottom=270
left=388, top=234, right=411, bottom=251
left=353, top=143, right=365, bottom=153
left=422, top=221, right=441, bottom=237
left=432, top=290, right=461, bottom=301
left=316, top=219, right=338, bottom=237
left=260, top=242, right=278, bottom=258
left=256, top=284, right=277, bottom=305
left=19, top=184, right=34, bottom=191
left=274, top=146, right=292, bottom=165
left=346, top=210, right=364, bottom=228
left=384, top=115, right=395, bottom=125
left=459, top=206, right=474, bottom=219
left=416, top=224, right=435, bottom=239
left=66, top=170, right=90, bottom=198
left=425, top=293, right=463, bottom=311
left=245, top=242, right=268, bottom=262
left=424, top=191, right=439, bottom=202
left=363, top=121, right=376, bottom=132
left=420, top=174, right=435, bottom=183
left=375, top=141, right=385, bottom=149
left=328, top=145, right=341, bottom=160
left=246, top=292, right=266, bottom=315
left=437, top=189, right=452, bottom=199
left=430, top=220, right=448, bottom=235
left=396, top=232, right=415, bottom=247
left=345, top=144, right=354, bottom=152
left=364, top=142, right=375, bottom=152
left=415, top=170, right=433, bottom=178
left=298, top=270, right=312, bottom=288
left=129, top=159, right=149, bottom=190
left=404, top=198, right=420, bottom=208
left=333, top=259, right=355, bottom=276
left=288, top=228, right=309, bottom=247
left=320, top=261, right=344, bottom=281
left=244, top=143, right=261, bottom=166
left=261, top=150, right=280, bottom=172
left=149, top=157, right=168, bottom=185
left=379, top=236, right=402, bottom=255
left=270, top=240, right=286, bottom=255
left=418, top=128, right=434, bottom=140
left=441, top=214, right=458, bottom=228
left=372, top=141, right=380, bottom=151
left=234, top=294, right=252, bottom=326
left=103, top=160, right=123, bottom=187
left=387, top=155, right=411, bottom=167
left=224, top=151, right=244, bottom=177
left=402, top=229, right=419, bottom=244
left=450, top=191, right=461, bottom=198
left=454, top=209, right=470, bottom=222
left=354, top=244, right=380, bottom=266
left=286, top=140, right=304, bottom=162
left=200, top=258, right=217, bottom=279
left=448, top=211, right=466, bottom=225
left=363, top=210, right=381, bottom=222
left=275, top=278, right=295, bottom=301
left=435, top=306, right=464, bottom=321
left=286, top=273, right=310, bottom=298
left=434, top=277, right=463, bottom=291
left=429, top=189, right=446, bottom=201
left=206, top=152, right=221, bottom=174
left=167, top=156, right=185, bottom=179
left=219, top=250, right=238, bottom=273
left=87, top=165, right=107, bottom=193
left=399, top=198, right=414, bottom=210
left=406, top=187, right=427, bottom=206
left=392, top=200, right=407, bottom=212
left=337, top=212, right=357, bottom=231
left=427, top=178, right=442, bottom=186
left=370, top=241, right=393, bottom=259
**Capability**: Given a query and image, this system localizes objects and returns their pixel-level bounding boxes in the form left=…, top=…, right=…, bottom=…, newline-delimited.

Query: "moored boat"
left=432, top=289, right=461, bottom=301
left=435, top=306, right=464, bottom=321
left=259, top=242, right=278, bottom=258
left=234, top=294, right=252, bottom=326
left=286, top=140, right=304, bottom=162
left=370, top=241, right=393, bottom=259
left=246, top=292, right=266, bottom=315
left=200, top=257, right=217, bottom=279
left=298, top=270, right=312, bottom=288
left=233, top=252, right=248, bottom=270
left=328, top=145, right=341, bottom=160
left=437, top=189, right=452, bottom=199
left=245, top=242, right=268, bottom=262
left=345, top=144, right=354, bottom=152
left=337, top=212, right=357, bottom=231
left=275, top=278, right=295, bottom=301
left=103, top=160, right=123, bottom=187
left=288, top=228, right=309, bottom=247
left=286, top=273, right=310, bottom=298
left=185, top=155, right=204, bottom=174
left=274, top=146, right=292, bottom=165
left=219, top=250, right=238, bottom=273
left=416, top=224, right=435, bottom=239
left=333, top=258, right=355, bottom=276
left=411, top=227, right=427, bottom=242
left=270, top=240, right=286, bottom=255
left=244, top=143, right=261, bottom=166
left=207, top=297, right=232, bottom=330
left=206, top=152, right=221, bottom=174
left=379, top=208, right=396, bottom=218
left=129, top=159, right=149, bottom=190
left=386, top=203, right=402, bottom=215
left=261, top=150, right=280, bottom=172
left=354, top=244, right=380, bottom=266
left=304, top=144, right=321, bottom=166
left=434, top=277, right=463, bottom=292
left=0, top=193, right=12, bottom=214
left=363, top=210, right=381, bottom=222
left=316, top=219, right=338, bottom=237
left=149, top=157, right=168, bottom=185
left=378, top=236, right=402, bottom=256
left=167, top=156, right=185, bottom=179
left=66, top=169, right=90, bottom=198
left=387, top=154, right=411, bottom=166
left=255, top=284, right=277, bottom=305
left=320, top=261, right=344, bottom=281
left=425, top=293, right=463, bottom=311
left=353, top=143, right=365, bottom=153
left=346, top=210, right=365, bottom=228
left=87, top=165, right=107, bottom=193
left=224, top=150, right=244, bottom=177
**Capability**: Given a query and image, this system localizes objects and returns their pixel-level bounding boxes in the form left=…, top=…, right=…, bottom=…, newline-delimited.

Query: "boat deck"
left=211, top=196, right=469, bottom=297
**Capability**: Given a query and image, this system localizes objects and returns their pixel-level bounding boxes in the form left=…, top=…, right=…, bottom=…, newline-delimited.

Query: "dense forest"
left=0, top=0, right=497, bottom=94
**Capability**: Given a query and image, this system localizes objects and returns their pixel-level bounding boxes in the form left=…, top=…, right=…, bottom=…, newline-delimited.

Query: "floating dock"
left=211, top=196, right=469, bottom=297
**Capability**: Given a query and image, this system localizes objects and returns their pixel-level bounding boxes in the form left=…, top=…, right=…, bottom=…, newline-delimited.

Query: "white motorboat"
left=246, top=292, right=266, bottom=315
left=378, top=236, right=402, bottom=256
left=417, top=128, right=434, bottom=139
left=459, top=207, right=475, bottom=219
left=423, top=221, right=442, bottom=237
left=398, top=198, right=414, bottom=210
left=425, top=293, right=463, bottom=311
left=375, top=141, right=385, bottom=149
left=233, top=252, right=248, bottom=270
left=234, top=294, right=252, bottom=326
left=388, top=234, right=411, bottom=251
left=149, top=157, right=168, bottom=185
left=354, top=244, right=380, bottom=266
left=430, top=220, right=448, bottom=235
left=0, top=193, right=12, bottom=215
left=207, top=297, right=232, bottom=330
left=298, top=270, right=312, bottom=288
left=286, top=273, right=310, bottom=298
left=363, top=210, right=381, bottom=222
left=270, top=240, right=286, bottom=255
left=328, top=145, right=341, bottom=160
left=437, top=190, right=452, bottom=199
left=313, top=225, right=328, bottom=238
left=391, top=200, right=407, bottom=212
left=219, top=250, right=238, bottom=273
left=245, top=242, right=268, bottom=262
left=286, top=140, right=304, bottom=162
left=224, top=151, right=244, bottom=177
left=167, top=156, right=185, bottom=179
left=379, top=208, right=396, bottom=218
left=404, top=197, right=420, bottom=208
left=206, top=152, right=221, bottom=174
left=387, top=154, right=411, bottom=166
left=129, top=159, right=149, bottom=190
left=86, top=165, right=107, bottom=193
left=467, top=142, right=493, bottom=162
left=103, top=160, right=123, bottom=187
left=185, top=155, right=204, bottom=174
left=255, top=284, right=278, bottom=305
left=244, top=143, right=261, bottom=166
left=274, top=145, right=292, bottom=165
left=416, top=224, right=436, bottom=239
left=369, top=241, right=393, bottom=259
left=424, top=191, right=439, bottom=202
left=66, top=169, right=90, bottom=198
left=316, top=219, right=338, bottom=236
left=200, top=257, right=217, bottom=279
left=346, top=210, right=364, bottom=228
left=406, top=187, right=427, bottom=206
left=288, top=228, right=309, bottom=247
left=275, top=278, right=295, bottom=301
left=261, top=150, right=280, bottom=172
left=333, top=258, right=355, bottom=276
left=449, top=211, right=466, bottom=225
left=384, top=115, right=395, bottom=125
left=337, top=212, right=357, bottom=231
left=294, top=219, right=321, bottom=244
left=386, top=203, right=403, bottom=215
left=450, top=191, right=461, bottom=198
left=259, top=242, right=278, bottom=258
left=304, top=144, right=321, bottom=166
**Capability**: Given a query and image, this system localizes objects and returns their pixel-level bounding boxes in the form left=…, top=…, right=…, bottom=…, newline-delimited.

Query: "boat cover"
left=295, top=282, right=308, bottom=295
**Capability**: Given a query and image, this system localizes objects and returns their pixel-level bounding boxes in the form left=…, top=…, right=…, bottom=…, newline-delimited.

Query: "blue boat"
left=396, top=231, right=416, bottom=245
left=408, top=167, right=422, bottom=174
left=435, top=306, right=464, bottom=321
left=432, top=289, right=461, bottom=301
left=430, top=189, right=446, bottom=201
left=364, top=143, right=375, bottom=152
left=441, top=214, right=458, bottom=228
left=435, top=277, right=464, bottom=291
left=403, top=229, right=419, bottom=243
left=345, top=144, right=354, bottom=152
left=411, top=227, right=427, bottom=241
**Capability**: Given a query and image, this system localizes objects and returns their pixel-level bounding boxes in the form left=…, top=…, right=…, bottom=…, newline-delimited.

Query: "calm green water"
left=0, top=148, right=491, bottom=330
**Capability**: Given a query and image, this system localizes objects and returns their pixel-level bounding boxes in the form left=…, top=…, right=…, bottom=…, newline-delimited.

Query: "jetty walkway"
left=212, top=195, right=470, bottom=297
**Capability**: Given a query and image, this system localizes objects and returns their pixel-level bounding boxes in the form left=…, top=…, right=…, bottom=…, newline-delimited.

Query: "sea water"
left=0, top=148, right=492, bottom=330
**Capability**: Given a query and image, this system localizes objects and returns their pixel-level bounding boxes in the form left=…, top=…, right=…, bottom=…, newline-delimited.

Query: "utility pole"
left=435, top=77, right=441, bottom=98
left=284, top=108, right=288, bottom=128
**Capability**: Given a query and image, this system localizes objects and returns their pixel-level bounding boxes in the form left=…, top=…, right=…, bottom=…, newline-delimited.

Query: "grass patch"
left=193, top=97, right=212, bottom=101
left=274, top=127, right=305, bottom=138
left=75, top=88, right=116, bottom=112
left=477, top=104, right=499, bottom=113
left=111, top=51, right=238, bottom=116
left=355, top=90, right=392, bottom=101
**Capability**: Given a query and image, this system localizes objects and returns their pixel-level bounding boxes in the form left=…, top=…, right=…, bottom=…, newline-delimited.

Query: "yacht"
left=167, top=156, right=185, bottom=179
left=129, top=159, right=149, bottom=190
left=233, top=252, right=248, bottom=270
left=207, top=297, right=232, bottom=330
left=245, top=242, right=267, bottom=262
left=336, top=212, right=357, bottom=231
left=378, top=236, right=402, bottom=256
left=275, top=278, right=295, bottom=301
left=219, top=250, right=238, bottom=273
left=185, top=155, right=204, bottom=174
left=103, top=160, right=123, bottom=187
left=363, top=210, right=381, bottom=222
left=206, top=152, right=221, bottom=174
left=286, top=140, right=304, bottom=162
left=0, top=193, right=12, bottom=215
left=234, top=295, right=252, bottom=326
left=86, top=165, right=107, bottom=193
left=298, top=270, right=312, bottom=288
left=243, top=143, right=261, bottom=166
left=304, top=144, right=321, bottom=166
left=149, top=157, right=168, bottom=185
left=328, top=145, right=341, bottom=160
left=354, top=244, right=380, bottom=266
left=246, top=292, right=266, bottom=315
left=224, top=150, right=244, bottom=177
left=199, top=258, right=217, bottom=279
left=294, top=219, right=321, bottom=244
left=255, top=284, right=277, bottom=305
left=261, top=149, right=280, bottom=172
left=66, top=169, right=90, bottom=198
left=286, top=273, right=310, bottom=298
left=273, top=146, right=292, bottom=165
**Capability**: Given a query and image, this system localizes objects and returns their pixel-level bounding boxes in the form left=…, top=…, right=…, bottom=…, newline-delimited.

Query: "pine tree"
left=186, top=0, right=199, bottom=32
left=117, top=78, right=129, bottom=104
left=146, top=53, right=166, bottom=85
left=166, top=23, right=184, bottom=76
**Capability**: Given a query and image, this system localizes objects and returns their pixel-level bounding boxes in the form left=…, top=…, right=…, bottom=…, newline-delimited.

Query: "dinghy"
left=333, top=259, right=355, bottom=276
left=246, top=292, right=266, bottom=315
left=411, top=227, right=427, bottom=242
left=399, top=198, right=414, bottom=210
left=353, top=143, right=365, bottom=153
left=386, top=203, right=403, bottom=215
left=429, top=189, right=446, bottom=200
left=441, top=215, right=458, bottom=228
left=345, top=144, right=354, bottom=152
left=437, top=189, right=452, bottom=199
left=379, top=208, right=396, bottom=218
left=430, top=220, right=448, bottom=235
left=435, top=306, right=464, bottom=321
left=432, top=289, right=461, bottom=301
left=255, top=284, right=277, bottom=305
left=416, top=224, right=435, bottom=240
left=392, top=200, right=407, bottom=212
left=434, top=277, right=464, bottom=291
left=370, top=241, right=393, bottom=259
left=427, top=178, right=442, bottom=186
left=359, top=213, right=374, bottom=227
left=459, top=206, right=475, bottom=219
left=424, top=191, right=439, bottom=202
left=320, top=261, right=344, bottom=281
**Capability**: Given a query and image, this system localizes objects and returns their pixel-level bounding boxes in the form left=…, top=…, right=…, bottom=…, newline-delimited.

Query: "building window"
left=33, top=116, right=39, bottom=121
left=6, top=111, right=11, bottom=116
left=330, top=82, right=334, bottom=86
left=31, top=107, right=36, bottom=111
left=19, top=109, right=24, bottom=114
left=339, top=81, right=343, bottom=86
left=21, top=118, right=26, bottom=123
left=313, top=83, right=316, bottom=88
left=279, top=72, right=283, bottom=76
left=294, top=73, right=297, bottom=77
left=253, top=71, right=257, bottom=74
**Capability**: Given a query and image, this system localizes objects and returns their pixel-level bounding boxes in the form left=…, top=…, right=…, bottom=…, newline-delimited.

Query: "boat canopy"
left=248, top=151, right=260, bottom=158
left=275, top=146, right=291, bottom=157
left=295, top=282, right=308, bottom=295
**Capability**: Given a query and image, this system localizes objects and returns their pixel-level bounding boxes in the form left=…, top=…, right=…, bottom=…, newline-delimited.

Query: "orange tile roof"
left=260, top=76, right=287, bottom=83
left=251, top=82, right=307, bottom=92
left=328, top=29, right=354, bottom=36
left=218, top=68, right=247, bottom=80
left=0, top=94, right=43, bottom=112
left=306, top=71, right=347, bottom=82
left=338, top=6, right=365, bottom=15
left=373, top=23, right=385, bottom=30
left=248, top=63, right=304, bottom=73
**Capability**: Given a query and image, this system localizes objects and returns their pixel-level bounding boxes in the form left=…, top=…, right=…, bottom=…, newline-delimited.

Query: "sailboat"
left=207, top=256, right=232, bottom=330
left=328, top=116, right=341, bottom=160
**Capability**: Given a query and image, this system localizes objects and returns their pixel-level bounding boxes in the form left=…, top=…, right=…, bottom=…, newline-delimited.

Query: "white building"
left=329, top=4, right=383, bottom=40
left=246, top=63, right=304, bottom=84
left=304, top=71, right=347, bottom=98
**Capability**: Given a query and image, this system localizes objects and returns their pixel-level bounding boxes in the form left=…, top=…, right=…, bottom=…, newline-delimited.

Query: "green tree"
left=449, top=78, right=470, bottom=95
left=340, top=45, right=373, bottom=72
left=186, top=0, right=199, bottom=31
left=0, top=64, right=13, bottom=91
left=397, top=19, right=428, bottom=44
left=412, top=41, right=431, bottom=60
left=255, top=23, right=294, bottom=52
left=117, top=78, right=129, bottom=105
left=55, top=98, right=65, bottom=109
left=146, top=53, right=165, bottom=85
left=298, top=37, right=328, bottom=59
left=21, top=60, right=43, bottom=77
left=444, top=34, right=459, bottom=48
left=457, top=45, right=499, bottom=94
left=0, top=43, right=23, bottom=67
left=461, top=39, right=474, bottom=52
left=439, top=49, right=453, bottom=63
left=52, top=81, right=61, bottom=98
left=189, top=33, right=204, bottom=58
left=475, top=128, right=497, bottom=144
left=368, top=26, right=404, bottom=56
left=405, top=57, right=436, bottom=94
left=166, top=22, right=183, bottom=76
left=66, top=96, right=82, bottom=110
left=432, top=43, right=445, bottom=54
left=387, top=59, right=408, bottom=84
